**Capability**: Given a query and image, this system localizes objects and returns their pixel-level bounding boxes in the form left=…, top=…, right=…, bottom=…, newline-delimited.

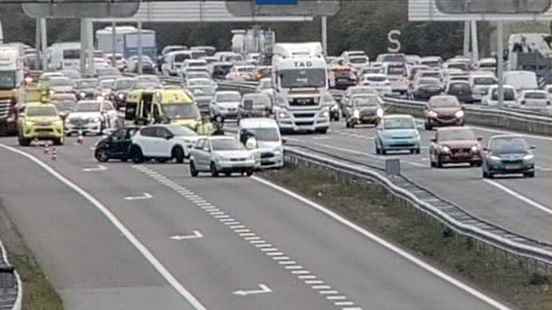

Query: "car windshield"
left=280, top=68, right=326, bottom=88
left=421, top=72, right=441, bottom=79
left=381, top=55, right=405, bottom=63
left=217, top=93, right=241, bottom=102
left=53, top=101, right=74, bottom=112
left=189, top=79, right=212, bottom=87
left=100, top=80, right=114, bottom=88
left=491, top=88, right=516, bottom=100
left=76, top=80, right=97, bottom=89
left=365, top=75, right=386, bottom=82
left=97, top=68, right=119, bottom=76
left=490, top=137, right=528, bottom=154
left=0, top=71, right=16, bottom=90
left=188, top=73, right=209, bottom=80
left=418, top=78, right=440, bottom=85
left=439, top=129, right=475, bottom=141
left=174, top=54, right=191, bottom=63
left=387, top=66, right=405, bottom=76
left=212, top=139, right=243, bottom=151
left=27, top=106, right=58, bottom=117
left=137, top=76, right=159, bottom=83
left=134, top=82, right=160, bottom=89
left=237, top=66, right=255, bottom=73
left=243, top=128, right=279, bottom=142
left=383, top=117, right=415, bottom=129
left=49, top=77, right=73, bottom=87
left=75, top=102, right=100, bottom=112
left=474, top=77, right=496, bottom=85
left=114, top=79, right=135, bottom=90
left=350, top=88, right=374, bottom=95
left=192, top=87, right=215, bottom=96
left=167, top=125, right=197, bottom=137
left=163, top=104, right=200, bottom=119
left=449, top=83, right=469, bottom=92
left=353, top=97, right=380, bottom=107
left=525, top=92, right=547, bottom=99
left=244, top=95, right=270, bottom=107
left=430, top=97, right=459, bottom=108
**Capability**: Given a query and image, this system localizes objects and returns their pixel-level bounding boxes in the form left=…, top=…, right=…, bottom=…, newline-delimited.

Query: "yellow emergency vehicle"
left=125, top=88, right=216, bottom=135
left=17, top=102, right=64, bottom=146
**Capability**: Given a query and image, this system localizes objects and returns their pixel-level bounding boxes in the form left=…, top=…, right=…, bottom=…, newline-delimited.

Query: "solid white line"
left=252, top=176, right=512, bottom=310
left=0, top=144, right=207, bottom=310
left=483, top=179, right=552, bottom=215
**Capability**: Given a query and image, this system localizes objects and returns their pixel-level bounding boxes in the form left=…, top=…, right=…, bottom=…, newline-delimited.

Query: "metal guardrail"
left=382, top=96, right=552, bottom=136
left=284, top=145, right=552, bottom=273
left=0, top=241, right=21, bottom=310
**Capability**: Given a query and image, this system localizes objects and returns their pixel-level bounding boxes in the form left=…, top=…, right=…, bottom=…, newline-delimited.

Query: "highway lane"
left=286, top=121, right=552, bottom=244
left=0, top=139, right=192, bottom=310
left=0, top=136, right=507, bottom=309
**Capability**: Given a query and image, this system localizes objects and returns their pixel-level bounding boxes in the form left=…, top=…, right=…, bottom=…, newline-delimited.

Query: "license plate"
left=505, top=164, right=521, bottom=170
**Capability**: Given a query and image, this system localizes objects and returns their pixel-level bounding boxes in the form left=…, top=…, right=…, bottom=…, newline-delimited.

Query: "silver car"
left=189, top=136, right=256, bottom=177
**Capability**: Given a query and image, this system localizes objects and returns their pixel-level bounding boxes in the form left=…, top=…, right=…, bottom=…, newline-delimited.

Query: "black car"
left=445, top=81, right=473, bottom=103
left=482, top=135, right=536, bottom=178
left=94, top=127, right=139, bottom=162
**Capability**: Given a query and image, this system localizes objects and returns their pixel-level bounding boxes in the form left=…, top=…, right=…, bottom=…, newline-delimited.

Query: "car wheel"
left=18, top=137, right=30, bottom=146
left=350, top=122, right=355, bottom=129
left=436, top=157, right=443, bottom=168
left=316, top=127, right=328, bottom=134
left=245, top=169, right=254, bottom=176
left=155, top=158, right=169, bottom=163
left=524, top=172, right=535, bottom=178
left=131, top=146, right=144, bottom=164
left=425, top=122, right=432, bottom=131
left=94, top=149, right=109, bottom=162
left=190, top=161, right=199, bottom=177
left=225, top=172, right=232, bottom=177
left=415, top=148, right=421, bottom=154
left=375, top=144, right=380, bottom=155
left=210, top=162, right=219, bottom=177
left=172, top=146, right=185, bottom=164
left=381, top=148, right=387, bottom=155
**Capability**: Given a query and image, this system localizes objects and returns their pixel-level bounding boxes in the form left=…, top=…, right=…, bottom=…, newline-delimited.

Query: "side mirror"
left=282, top=138, right=287, bottom=144
left=530, top=145, right=536, bottom=150
left=482, top=147, right=489, bottom=152
left=477, top=137, right=483, bottom=142
left=203, top=147, right=211, bottom=152
left=430, top=138, right=437, bottom=143
left=165, top=134, right=174, bottom=140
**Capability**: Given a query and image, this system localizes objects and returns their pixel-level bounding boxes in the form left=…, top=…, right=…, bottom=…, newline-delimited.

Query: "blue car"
left=375, top=115, right=421, bottom=155
left=482, top=135, right=536, bottom=178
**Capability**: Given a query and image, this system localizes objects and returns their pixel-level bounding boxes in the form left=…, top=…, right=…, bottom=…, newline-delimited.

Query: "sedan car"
left=429, top=127, right=482, bottom=168
left=482, top=135, right=535, bottom=178
left=75, top=78, right=99, bottom=100
left=424, top=95, right=464, bottom=130
left=518, top=90, right=551, bottom=110
left=189, top=136, right=256, bottom=177
left=343, top=94, right=384, bottom=128
left=210, top=91, right=242, bottom=121
left=94, top=127, right=139, bottom=162
left=375, top=114, right=421, bottom=155
left=410, top=77, right=443, bottom=100
left=47, top=76, right=76, bottom=95
left=359, top=74, right=392, bottom=96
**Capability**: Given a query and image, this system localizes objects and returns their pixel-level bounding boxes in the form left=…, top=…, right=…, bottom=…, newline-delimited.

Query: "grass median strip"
left=0, top=199, right=63, bottom=310
left=260, top=166, right=552, bottom=310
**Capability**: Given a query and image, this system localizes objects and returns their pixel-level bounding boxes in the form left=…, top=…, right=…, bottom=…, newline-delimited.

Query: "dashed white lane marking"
left=253, top=176, right=513, bottom=310
left=133, top=165, right=363, bottom=310
left=0, top=145, right=207, bottom=310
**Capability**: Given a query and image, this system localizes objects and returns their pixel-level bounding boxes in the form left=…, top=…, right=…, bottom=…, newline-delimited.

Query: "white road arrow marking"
left=124, top=193, right=153, bottom=201
left=233, top=284, right=272, bottom=296
left=170, top=230, right=203, bottom=240
left=83, top=165, right=107, bottom=172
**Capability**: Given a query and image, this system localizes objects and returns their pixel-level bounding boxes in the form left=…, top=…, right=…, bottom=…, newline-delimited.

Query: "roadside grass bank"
left=260, top=166, right=552, bottom=310
left=0, top=199, right=63, bottom=310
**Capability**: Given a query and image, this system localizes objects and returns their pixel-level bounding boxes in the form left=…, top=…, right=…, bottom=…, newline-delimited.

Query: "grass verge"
left=0, top=199, right=63, bottom=310
left=261, top=166, right=552, bottom=310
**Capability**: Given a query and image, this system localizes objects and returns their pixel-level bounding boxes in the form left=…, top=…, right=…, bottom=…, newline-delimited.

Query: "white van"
left=237, top=117, right=284, bottom=169
left=503, top=71, right=538, bottom=91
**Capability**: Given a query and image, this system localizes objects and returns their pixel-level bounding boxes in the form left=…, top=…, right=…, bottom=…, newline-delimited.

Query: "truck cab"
left=271, top=42, right=331, bottom=134
left=0, top=46, right=24, bottom=135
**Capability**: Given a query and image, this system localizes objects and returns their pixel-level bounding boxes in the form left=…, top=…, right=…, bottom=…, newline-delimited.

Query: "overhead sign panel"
left=22, top=0, right=140, bottom=18
left=410, top=0, right=552, bottom=20
left=435, top=0, right=551, bottom=14
left=227, top=0, right=340, bottom=16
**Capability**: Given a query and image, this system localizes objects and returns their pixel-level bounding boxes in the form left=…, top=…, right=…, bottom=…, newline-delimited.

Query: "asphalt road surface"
left=0, top=135, right=509, bottom=310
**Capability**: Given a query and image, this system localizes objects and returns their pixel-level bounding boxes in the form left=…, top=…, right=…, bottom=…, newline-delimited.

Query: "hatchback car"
left=189, top=136, right=256, bottom=177
left=411, top=77, right=443, bottom=100
left=210, top=91, right=242, bottom=121
left=445, top=81, right=473, bottom=103
left=424, top=95, right=464, bottom=130
left=518, top=90, right=551, bottom=110
left=343, top=94, right=384, bottom=128
left=375, top=115, right=421, bottom=155
left=482, top=135, right=535, bottom=178
left=94, top=127, right=139, bottom=162
left=481, top=85, right=517, bottom=107
left=429, top=127, right=482, bottom=168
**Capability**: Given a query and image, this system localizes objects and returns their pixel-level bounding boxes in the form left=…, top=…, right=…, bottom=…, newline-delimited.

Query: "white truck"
left=0, top=45, right=24, bottom=135
left=47, top=42, right=81, bottom=71
left=272, top=42, right=331, bottom=134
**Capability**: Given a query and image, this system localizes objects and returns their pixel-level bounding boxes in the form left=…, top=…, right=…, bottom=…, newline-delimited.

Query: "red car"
left=429, top=126, right=482, bottom=168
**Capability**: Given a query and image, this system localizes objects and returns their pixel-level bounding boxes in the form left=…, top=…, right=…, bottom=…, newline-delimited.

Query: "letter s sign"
left=388, top=30, right=401, bottom=53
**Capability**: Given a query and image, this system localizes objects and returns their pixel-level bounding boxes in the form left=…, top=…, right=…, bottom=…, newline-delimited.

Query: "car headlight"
left=25, top=120, right=35, bottom=127
left=277, top=110, right=290, bottom=119
left=470, top=145, right=479, bottom=153
left=428, top=111, right=437, bottom=118
left=273, top=148, right=282, bottom=156
left=321, top=110, right=329, bottom=118
left=49, top=90, right=55, bottom=96
left=442, top=146, right=451, bottom=153
left=489, top=155, right=501, bottom=162
left=80, top=92, right=86, bottom=98
left=455, top=110, right=464, bottom=118
left=118, top=93, right=125, bottom=99
left=376, top=108, right=384, bottom=118
left=353, top=110, right=360, bottom=118
left=523, top=154, right=534, bottom=161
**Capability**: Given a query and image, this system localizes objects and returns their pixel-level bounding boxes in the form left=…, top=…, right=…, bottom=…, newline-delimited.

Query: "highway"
left=0, top=136, right=507, bottom=310
left=285, top=120, right=552, bottom=244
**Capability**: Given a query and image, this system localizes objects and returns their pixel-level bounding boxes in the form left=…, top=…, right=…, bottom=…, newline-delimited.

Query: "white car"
left=65, top=100, right=118, bottom=136
left=210, top=91, right=242, bottom=119
left=237, top=118, right=284, bottom=169
left=189, top=136, right=256, bottom=177
left=130, top=125, right=201, bottom=163
left=482, top=85, right=517, bottom=107
left=226, top=65, right=256, bottom=81
left=517, top=90, right=551, bottom=110
left=469, top=73, right=497, bottom=102
left=360, top=74, right=392, bottom=96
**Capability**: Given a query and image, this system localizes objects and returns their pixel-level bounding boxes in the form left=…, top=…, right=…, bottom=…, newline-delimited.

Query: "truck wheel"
left=18, top=137, right=30, bottom=146
left=54, top=137, right=64, bottom=146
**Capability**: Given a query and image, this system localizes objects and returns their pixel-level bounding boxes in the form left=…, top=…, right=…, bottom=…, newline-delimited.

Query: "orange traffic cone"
left=51, top=147, right=57, bottom=161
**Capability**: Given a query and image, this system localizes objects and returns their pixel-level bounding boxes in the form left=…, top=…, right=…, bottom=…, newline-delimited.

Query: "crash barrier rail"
left=283, top=144, right=552, bottom=274
left=383, top=96, right=552, bottom=136
left=0, top=241, right=22, bottom=310
left=216, top=80, right=258, bottom=94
